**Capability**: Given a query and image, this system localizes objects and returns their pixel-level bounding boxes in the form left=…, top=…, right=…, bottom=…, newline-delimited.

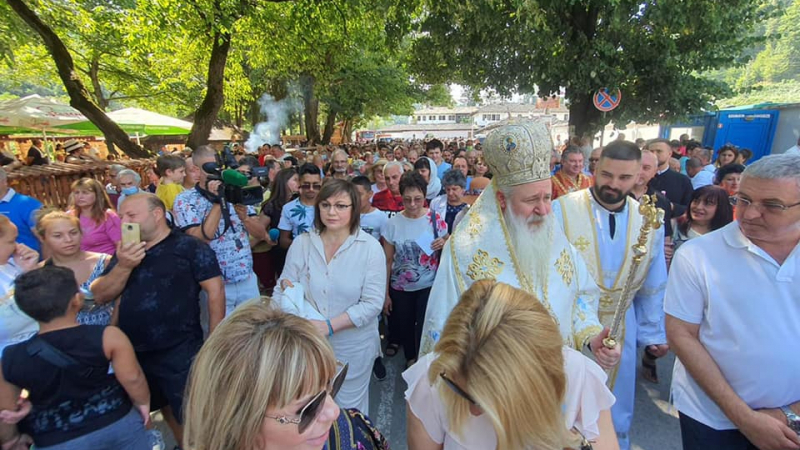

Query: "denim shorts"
left=38, top=408, right=149, bottom=450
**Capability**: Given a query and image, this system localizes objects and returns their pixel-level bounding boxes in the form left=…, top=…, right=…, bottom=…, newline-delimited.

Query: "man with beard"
left=552, top=140, right=669, bottom=450
left=419, top=118, right=621, bottom=371
left=330, top=149, right=351, bottom=180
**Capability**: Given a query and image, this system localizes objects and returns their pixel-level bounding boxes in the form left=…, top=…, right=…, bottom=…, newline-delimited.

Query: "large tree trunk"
left=301, top=75, right=320, bottom=144
left=187, top=30, right=232, bottom=149
left=341, top=118, right=353, bottom=143
left=567, top=89, right=603, bottom=139
left=321, top=111, right=336, bottom=144
left=6, top=0, right=149, bottom=158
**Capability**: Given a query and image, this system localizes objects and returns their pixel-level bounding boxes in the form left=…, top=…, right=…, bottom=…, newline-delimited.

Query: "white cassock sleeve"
left=571, top=247, right=604, bottom=348
left=634, top=230, right=668, bottom=347
left=419, top=238, right=464, bottom=356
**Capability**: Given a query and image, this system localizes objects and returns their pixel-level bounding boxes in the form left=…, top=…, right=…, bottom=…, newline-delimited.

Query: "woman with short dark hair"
left=277, top=179, right=386, bottom=414
left=382, top=172, right=448, bottom=367
left=715, top=163, right=745, bottom=196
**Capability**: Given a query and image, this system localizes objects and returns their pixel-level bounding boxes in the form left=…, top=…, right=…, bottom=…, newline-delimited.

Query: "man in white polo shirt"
left=665, top=153, right=800, bottom=450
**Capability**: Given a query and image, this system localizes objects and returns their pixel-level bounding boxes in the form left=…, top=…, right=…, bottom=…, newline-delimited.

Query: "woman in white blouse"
left=278, top=179, right=386, bottom=415
left=404, top=280, right=619, bottom=450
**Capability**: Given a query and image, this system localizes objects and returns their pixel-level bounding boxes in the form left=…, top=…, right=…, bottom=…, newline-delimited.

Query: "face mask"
left=122, top=186, right=138, bottom=196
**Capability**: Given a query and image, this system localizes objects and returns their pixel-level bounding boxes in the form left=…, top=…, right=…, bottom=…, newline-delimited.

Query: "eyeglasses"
left=402, top=196, right=426, bottom=205
left=266, top=362, right=348, bottom=434
left=319, top=201, right=352, bottom=212
left=300, top=183, right=322, bottom=190
left=439, top=372, right=479, bottom=406
left=729, top=196, right=800, bottom=213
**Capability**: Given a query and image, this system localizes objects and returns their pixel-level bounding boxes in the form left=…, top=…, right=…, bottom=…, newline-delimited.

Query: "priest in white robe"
left=419, top=118, right=621, bottom=369
left=552, top=140, right=669, bottom=450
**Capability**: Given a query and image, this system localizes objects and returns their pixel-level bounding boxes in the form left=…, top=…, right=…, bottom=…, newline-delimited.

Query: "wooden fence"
left=6, top=160, right=154, bottom=209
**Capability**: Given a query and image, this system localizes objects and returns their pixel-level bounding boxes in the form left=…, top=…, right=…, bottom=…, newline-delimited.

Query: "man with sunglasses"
left=278, top=163, right=321, bottom=249
left=666, top=154, right=800, bottom=450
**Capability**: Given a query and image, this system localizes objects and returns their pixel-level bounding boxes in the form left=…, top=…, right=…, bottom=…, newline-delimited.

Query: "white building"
left=473, top=103, right=570, bottom=128
left=412, top=106, right=478, bottom=125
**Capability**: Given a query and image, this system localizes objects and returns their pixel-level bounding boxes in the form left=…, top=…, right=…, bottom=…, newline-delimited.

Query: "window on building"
left=448, top=115, right=455, bottom=121
left=429, top=115, right=435, bottom=121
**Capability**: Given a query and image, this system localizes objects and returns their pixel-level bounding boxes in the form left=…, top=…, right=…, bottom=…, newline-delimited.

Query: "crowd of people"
left=0, top=120, right=797, bottom=450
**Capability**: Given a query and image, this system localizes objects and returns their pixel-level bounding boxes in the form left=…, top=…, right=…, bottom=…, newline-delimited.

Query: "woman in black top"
left=253, top=168, right=298, bottom=294
left=0, top=266, right=150, bottom=450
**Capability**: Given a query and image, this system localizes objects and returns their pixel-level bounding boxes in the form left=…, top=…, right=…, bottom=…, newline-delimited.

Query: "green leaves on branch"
left=410, top=0, right=771, bottom=135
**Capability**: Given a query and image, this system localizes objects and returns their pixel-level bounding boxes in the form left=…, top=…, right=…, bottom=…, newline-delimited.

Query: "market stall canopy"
left=61, top=107, right=193, bottom=136
left=0, top=95, right=87, bottom=134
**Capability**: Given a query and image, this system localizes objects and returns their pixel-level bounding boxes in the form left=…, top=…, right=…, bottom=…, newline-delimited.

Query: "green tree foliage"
left=410, top=0, right=773, bottom=136
left=0, top=0, right=422, bottom=146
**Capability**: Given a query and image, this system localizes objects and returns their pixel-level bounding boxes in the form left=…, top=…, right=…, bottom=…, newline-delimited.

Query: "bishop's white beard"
left=503, top=208, right=555, bottom=292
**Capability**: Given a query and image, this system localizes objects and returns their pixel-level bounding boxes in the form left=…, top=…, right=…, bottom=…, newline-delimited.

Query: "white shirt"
left=665, top=222, right=800, bottom=430
left=360, top=209, right=388, bottom=241
left=0, top=261, right=37, bottom=354
left=278, top=229, right=386, bottom=348
left=403, top=348, right=616, bottom=449
left=690, top=170, right=714, bottom=190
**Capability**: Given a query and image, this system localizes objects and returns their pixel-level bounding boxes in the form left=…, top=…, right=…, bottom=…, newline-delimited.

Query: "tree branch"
left=5, top=0, right=149, bottom=158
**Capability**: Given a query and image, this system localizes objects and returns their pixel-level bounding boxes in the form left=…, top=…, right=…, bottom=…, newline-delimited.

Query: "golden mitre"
left=483, top=117, right=553, bottom=188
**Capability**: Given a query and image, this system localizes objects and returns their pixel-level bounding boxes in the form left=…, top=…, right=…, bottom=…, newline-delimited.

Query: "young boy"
left=155, top=154, right=187, bottom=211
left=0, top=266, right=151, bottom=449
left=351, top=176, right=388, bottom=242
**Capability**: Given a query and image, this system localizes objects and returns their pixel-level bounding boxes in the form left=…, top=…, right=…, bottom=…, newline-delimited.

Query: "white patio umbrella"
left=0, top=94, right=87, bottom=132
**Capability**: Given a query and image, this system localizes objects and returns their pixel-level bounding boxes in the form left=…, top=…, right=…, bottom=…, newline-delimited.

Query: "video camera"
left=201, top=145, right=264, bottom=206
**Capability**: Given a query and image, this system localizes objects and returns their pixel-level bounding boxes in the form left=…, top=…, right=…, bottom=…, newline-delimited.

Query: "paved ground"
left=157, top=350, right=681, bottom=449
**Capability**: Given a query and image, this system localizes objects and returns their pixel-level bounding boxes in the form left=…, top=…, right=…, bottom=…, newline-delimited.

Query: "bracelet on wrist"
left=326, top=319, right=334, bottom=337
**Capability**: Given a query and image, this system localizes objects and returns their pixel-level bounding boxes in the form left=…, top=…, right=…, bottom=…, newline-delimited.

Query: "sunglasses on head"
left=266, top=361, right=348, bottom=434
left=439, top=372, right=479, bottom=406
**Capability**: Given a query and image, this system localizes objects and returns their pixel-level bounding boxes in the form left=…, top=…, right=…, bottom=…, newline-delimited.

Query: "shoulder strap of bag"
left=26, top=336, right=97, bottom=379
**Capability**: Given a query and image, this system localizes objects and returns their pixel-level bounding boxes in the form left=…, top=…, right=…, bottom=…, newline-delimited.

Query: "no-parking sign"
left=593, top=88, right=622, bottom=112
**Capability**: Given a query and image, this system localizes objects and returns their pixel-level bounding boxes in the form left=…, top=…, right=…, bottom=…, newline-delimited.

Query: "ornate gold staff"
left=603, top=195, right=664, bottom=349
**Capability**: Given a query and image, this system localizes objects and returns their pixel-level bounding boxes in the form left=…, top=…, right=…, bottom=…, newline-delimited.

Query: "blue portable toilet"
left=713, top=108, right=780, bottom=162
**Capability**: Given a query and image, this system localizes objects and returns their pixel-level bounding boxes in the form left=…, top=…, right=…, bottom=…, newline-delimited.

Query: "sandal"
left=385, top=344, right=400, bottom=357
left=641, top=351, right=659, bottom=384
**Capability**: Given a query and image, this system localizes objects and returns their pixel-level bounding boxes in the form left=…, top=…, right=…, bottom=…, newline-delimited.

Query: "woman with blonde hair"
left=183, top=301, right=388, bottom=450
left=36, top=211, right=114, bottom=325
left=404, top=280, right=618, bottom=450
left=68, top=177, right=121, bottom=255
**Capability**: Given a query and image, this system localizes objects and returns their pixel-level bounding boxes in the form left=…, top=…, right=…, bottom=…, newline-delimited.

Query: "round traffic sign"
left=593, top=88, right=622, bottom=112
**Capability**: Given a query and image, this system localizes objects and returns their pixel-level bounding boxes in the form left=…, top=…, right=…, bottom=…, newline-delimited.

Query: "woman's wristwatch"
left=781, top=406, right=800, bottom=435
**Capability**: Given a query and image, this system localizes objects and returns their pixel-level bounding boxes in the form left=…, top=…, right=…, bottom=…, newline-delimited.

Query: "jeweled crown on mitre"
left=482, top=118, right=553, bottom=188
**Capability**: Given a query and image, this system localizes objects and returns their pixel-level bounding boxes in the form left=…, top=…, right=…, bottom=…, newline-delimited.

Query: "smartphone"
left=121, top=223, right=141, bottom=245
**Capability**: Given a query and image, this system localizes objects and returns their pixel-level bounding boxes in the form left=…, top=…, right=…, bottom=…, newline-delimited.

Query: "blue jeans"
left=39, top=408, right=149, bottom=450
left=224, top=272, right=260, bottom=315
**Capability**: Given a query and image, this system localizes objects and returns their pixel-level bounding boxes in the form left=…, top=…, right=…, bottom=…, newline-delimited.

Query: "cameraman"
left=173, top=146, right=270, bottom=315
